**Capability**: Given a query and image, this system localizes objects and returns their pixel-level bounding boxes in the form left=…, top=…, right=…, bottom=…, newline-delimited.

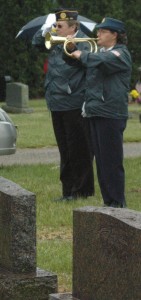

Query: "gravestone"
left=49, top=294, right=79, bottom=300
left=0, top=176, right=57, bottom=300
left=50, top=206, right=141, bottom=300
left=2, top=82, right=33, bottom=113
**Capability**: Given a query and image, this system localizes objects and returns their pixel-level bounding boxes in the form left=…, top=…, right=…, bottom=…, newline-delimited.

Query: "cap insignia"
left=60, top=12, right=66, bottom=19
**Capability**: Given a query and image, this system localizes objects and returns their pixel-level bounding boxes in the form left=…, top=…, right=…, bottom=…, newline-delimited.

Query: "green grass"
left=1, top=100, right=141, bottom=147
left=0, top=157, right=141, bottom=292
left=1, top=99, right=57, bottom=148
left=0, top=100, right=141, bottom=292
left=124, top=103, right=141, bottom=142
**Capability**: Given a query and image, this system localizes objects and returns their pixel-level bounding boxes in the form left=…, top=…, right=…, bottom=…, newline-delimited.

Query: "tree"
left=122, top=0, right=141, bottom=86
left=0, top=0, right=56, bottom=98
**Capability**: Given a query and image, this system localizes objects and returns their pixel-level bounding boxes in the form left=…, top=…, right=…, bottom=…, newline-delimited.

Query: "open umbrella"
left=16, top=14, right=96, bottom=41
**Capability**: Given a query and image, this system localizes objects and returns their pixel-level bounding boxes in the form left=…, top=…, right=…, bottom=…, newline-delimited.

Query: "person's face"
left=55, top=21, right=76, bottom=37
left=97, top=29, right=117, bottom=49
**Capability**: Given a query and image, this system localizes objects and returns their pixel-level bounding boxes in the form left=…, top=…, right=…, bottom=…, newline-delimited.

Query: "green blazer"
left=80, top=44, right=132, bottom=119
left=32, top=30, right=89, bottom=111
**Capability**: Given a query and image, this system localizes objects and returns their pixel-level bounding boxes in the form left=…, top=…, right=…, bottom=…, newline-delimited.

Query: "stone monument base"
left=49, top=293, right=79, bottom=300
left=2, top=104, right=33, bottom=114
left=0, top=267, right=57, bottom=300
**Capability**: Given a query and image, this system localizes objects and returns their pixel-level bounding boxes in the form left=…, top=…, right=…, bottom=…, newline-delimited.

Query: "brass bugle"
left=45, top=32, right=99, bottom=56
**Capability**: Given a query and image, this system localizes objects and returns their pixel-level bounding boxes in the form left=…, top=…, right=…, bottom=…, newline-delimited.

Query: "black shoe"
left=53, top=196, right=66, bottom=202
left=66, top=196, right=77, bottom=201
left=102, top=203, right=110, bottom=207
left=109, top=201, right=127, bottom=208
left=53, top=196, right=76, bottom=202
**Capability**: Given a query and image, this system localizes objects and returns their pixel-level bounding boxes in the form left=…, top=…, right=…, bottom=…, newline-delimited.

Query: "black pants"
left=51, top=109, right=94, bottom=198
left=90, top=117, right=127, bottom=205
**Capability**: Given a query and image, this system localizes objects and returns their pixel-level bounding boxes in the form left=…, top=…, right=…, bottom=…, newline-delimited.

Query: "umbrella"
left=16, top=14, right=96, bottom=41
left=78, top=15, right=96, bottom=35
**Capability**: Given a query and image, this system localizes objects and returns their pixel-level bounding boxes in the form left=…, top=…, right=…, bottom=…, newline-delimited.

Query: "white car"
left=0, top=108, right=17, bottom=155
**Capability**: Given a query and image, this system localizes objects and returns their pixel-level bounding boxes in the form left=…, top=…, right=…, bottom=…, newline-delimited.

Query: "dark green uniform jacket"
left=32, top=30, right=89, bottom=111
left=80, top=44, right=132, bottom=119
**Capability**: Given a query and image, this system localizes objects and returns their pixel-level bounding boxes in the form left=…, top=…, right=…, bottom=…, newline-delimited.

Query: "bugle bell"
left=45, top=32, right=98, bottom=57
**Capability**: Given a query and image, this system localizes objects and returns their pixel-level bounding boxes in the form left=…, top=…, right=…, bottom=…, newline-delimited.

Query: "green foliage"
left=126, top=18, right=141, bottom=87
left=0, top=0, right=56, bottom=98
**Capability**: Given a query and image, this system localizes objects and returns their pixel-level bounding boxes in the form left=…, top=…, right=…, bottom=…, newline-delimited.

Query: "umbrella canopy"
left=16, top=14, right=96, bottom=41
left=78, top=15, right=96, bottom=34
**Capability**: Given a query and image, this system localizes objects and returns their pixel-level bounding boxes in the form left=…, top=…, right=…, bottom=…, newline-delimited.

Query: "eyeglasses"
left=54, top=24, right=63, bottom=29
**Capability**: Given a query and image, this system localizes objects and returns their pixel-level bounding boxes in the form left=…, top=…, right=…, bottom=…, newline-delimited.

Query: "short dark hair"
left=116, top=32, right=128, bottom=45
left=66, top=20, right=80, bottom=32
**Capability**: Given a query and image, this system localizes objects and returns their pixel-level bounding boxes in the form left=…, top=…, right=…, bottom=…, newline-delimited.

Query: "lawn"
left=0, top=100, right=141, bottom=292
left=1, top=99, right=141, bottom=148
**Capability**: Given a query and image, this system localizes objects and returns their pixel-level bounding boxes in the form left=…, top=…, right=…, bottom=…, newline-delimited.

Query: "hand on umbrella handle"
left=45, top=14, right=56, bottom=26
left=41, top=13, right=56, bottom=37
left=42, top=26, right=52, bottom=37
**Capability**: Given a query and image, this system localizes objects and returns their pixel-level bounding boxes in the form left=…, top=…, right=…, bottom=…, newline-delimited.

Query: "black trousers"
left=51, top=109, right=94, bottom=198
left=90, top=117, right=127, bottom=205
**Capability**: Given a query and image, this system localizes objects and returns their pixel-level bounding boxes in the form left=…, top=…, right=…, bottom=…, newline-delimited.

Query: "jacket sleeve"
left=32, top=29, right=46, bottom=52
left=62, top=45, right=83, bottom=67
left=80, top=48, right=132, bottom=75
left=62, top=41, right=90, bottom=67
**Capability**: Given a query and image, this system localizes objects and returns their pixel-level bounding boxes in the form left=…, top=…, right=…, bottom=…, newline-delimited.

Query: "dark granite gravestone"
left=50, top=206, right=141, bottom=300
left=49, top=293, right=79, bottom=300
left=2, top=82, right=33, bottom=113
left=0, top=176, right=57, bottom=300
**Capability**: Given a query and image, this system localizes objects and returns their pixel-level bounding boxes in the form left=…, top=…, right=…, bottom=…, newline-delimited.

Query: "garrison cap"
left=95, top=17, right=126, bottom=33
left=55, top=8, right=78, bottom=21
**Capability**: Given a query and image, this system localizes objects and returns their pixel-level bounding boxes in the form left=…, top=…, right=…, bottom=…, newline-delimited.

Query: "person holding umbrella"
left=32, top=8, right=95, bottom=201
left=68, top=17, right=132, bottom=207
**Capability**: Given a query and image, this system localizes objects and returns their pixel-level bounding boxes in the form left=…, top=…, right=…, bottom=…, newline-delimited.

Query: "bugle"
left=45, top=32, right=98, bottom=56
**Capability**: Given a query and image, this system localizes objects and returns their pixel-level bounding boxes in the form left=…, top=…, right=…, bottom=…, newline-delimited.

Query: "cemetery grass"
left=0, top=99, right=141, bottom=292
left=1, top=99, right=141, bottom=148
left=0, top=157, right=141, bottom=292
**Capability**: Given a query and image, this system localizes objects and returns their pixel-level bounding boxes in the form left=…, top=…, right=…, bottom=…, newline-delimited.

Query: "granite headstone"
left=2, top=82, right=33, bottom=113
left=0, top=176, right=57, bottom=300
left=50, top=206, right=141, bottom=300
